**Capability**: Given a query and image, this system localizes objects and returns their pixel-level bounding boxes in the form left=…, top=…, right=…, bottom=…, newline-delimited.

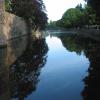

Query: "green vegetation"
left=87, top=0, right=100, bottom=17
left=4, top=0, right=100, bottom=30
left=57, top=7, right=84, bottom=28
left=59, top=33, right=100, bottom=55
left=46, top=4, right=98, bottom=29
left=47, top=20, right=58, bottom=29
left=5, top=0, right=11, bottom=11
left=56, top=4, right=97, bottom=29
left=86, top=0, right=100, bottom=25
left=5, top=0, right=48, bottom=30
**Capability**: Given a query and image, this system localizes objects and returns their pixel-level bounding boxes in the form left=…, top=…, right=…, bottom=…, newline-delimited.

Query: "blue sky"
left=43, top=0, right=86, bottom=21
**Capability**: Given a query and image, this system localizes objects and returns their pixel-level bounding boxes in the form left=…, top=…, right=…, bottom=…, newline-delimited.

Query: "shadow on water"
left=0, top=36, right=48, bottom=100
left=59, top=33, right=100, bottom=100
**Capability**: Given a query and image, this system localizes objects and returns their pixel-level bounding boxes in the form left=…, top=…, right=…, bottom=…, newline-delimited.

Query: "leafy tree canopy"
left=86, top=0, right=100, bottom=17
left=56, top=4, right=97, bottom=28
left=5, top=0, right=48, bottom=30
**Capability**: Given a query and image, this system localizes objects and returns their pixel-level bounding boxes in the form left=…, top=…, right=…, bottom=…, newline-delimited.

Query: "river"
left=0, top=30, right=100, bottom=100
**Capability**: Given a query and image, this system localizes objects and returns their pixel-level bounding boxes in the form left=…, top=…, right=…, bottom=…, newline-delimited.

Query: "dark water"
left=0, top=31, right=100, bottom=100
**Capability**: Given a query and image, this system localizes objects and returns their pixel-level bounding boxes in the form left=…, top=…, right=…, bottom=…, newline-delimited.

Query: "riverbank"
left=77, top=29, right=100, bottom=42
left=46, top=28, right=100, bottom=42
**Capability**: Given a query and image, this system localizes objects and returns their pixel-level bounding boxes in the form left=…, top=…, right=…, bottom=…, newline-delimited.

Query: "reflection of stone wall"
left=0, top=37, right=48, bottom=100
left=0, top=36, right=28, bottom=68
left=0, top=36, right=28, bottom=100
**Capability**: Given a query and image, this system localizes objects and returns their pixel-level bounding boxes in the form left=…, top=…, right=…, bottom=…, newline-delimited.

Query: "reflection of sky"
left=43, top=0, right=86, bottom=21
left=26, top=35, right=89, bottom=100
left=44, top=35, right=89, bottom=72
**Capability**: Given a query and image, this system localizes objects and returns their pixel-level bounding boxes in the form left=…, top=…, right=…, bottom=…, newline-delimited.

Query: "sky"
left=43, top=0, right=86, bottom=21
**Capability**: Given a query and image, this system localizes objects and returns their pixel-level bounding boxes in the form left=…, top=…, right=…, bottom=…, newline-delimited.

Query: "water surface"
left=1, top=31, right=100, bottom=100
left=25, top=35, right=89, bottom=100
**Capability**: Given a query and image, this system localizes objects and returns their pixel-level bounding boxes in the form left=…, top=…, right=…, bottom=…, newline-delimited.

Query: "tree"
left=58, top=8, right=84, bottom=28
left=83, top=5, right=96, bottom=25
left=47, top=20, right=57, bottom=28
left=5, top=0, right=11, bottom=11
left=87, top=0, right=100, bottom=17
left=56, top=4, right=97, bottom=28
left=76, top=3, right=83, bottom=11
left=86, top=0, right=100, bottom=24
left=5, top=0, right=48, bottom=30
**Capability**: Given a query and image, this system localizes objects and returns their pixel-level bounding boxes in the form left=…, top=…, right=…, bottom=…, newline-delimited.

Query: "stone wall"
left=0, top=0, right=5, bottom=46
left=3, top=12, right=28, bottom=40
left=0, top=1, right=28, bottom=46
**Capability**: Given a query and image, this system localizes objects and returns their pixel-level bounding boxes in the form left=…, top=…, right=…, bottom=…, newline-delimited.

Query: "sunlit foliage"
left=56, top=4, right=97, bottom=28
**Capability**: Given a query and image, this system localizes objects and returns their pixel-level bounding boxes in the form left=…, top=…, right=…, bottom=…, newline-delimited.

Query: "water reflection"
left=10, top=38, right=48, bottom=100
left=59, top=33, right=100, bottom=100
left=0, top=36, right=28, bottom=100
left=27, top=35, right=89, bottom=100
left=0, top=37, right=48, bottom=100
left=0, top=31, right=100, bottom=100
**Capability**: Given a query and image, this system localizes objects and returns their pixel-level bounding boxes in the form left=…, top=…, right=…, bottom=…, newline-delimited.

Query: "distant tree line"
left=55, top=4, right=99, bottom=29
left=5, top=0, right=48, bottom=30
left=47, top=0, right=100, bottom=29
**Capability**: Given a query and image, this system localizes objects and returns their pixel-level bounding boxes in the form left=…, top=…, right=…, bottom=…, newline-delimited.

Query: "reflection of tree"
left=9, top=38, right=48, bottom=100
left=59, top=34, right=100, bottom=100
left=82, top=42, right=100, bottom=100
left=59, top=34, right=83, bottom=55
left=59, top=34, right=99, bottom=55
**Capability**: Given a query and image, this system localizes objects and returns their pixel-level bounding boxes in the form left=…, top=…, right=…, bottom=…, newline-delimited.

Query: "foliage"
left=5, top=0, right=11, bottom=11
left=10, top=38, right=48, bottom=99
left=87, top=0, right=100, bottom=17
left=83, top=5, right=96, bottom=25
left=47, top=20, right=57, bottom=28
left=62, top=8, right=84, bottom=28
left=5, top=0, right=48, bottom=30
left=86, top=0, right=100, bottom=24
left=56, top=4, right=97, bottom=28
